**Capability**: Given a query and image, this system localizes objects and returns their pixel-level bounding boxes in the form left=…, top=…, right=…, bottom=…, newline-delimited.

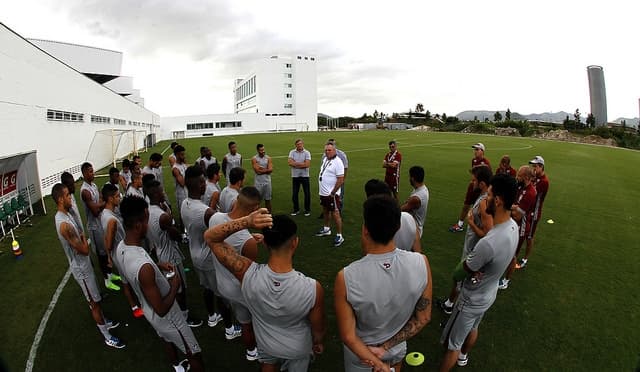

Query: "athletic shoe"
left=246, top=347, right=258, bottom=361
left=440, top=301, right=453, bottom=315
left=498, top=278, right=510, bottom=290
left=315, top=227, right=331, bottom=237
left=132, top=308, right=144, bottom=318
left=105, top=319, right=120, bottom=330
left=225, top=325, right=242, bottom=340
left=517, top=258, right=528, bottom=269
left=207, top=313, right=222, bottom=327
left=448, top=224, right=464, bottom=233
left=457, top=353, right=469, bottom=367
left=304, top=211, right=311, bottom=217
left=187, top=317, right=203, bottom=328
left=105, top=336, right=126, bottom=349
left=334, top=235, right=345, bottom=247
left=173, top=359, right=190, bottom=372
left=105, top=279, right=121, bottom=291
left=110, top=273, right=122, bottom=282
left=290, top=210, right=300, bottom=216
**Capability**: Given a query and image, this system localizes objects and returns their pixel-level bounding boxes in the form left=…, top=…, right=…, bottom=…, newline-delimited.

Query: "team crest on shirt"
left=273, top=281, right=281, bottom=287
left=381, top=262, right=391, bottom=270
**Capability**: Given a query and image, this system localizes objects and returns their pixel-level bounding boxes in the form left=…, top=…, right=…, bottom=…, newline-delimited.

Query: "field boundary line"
left=25, top=269, right=71, bottom=372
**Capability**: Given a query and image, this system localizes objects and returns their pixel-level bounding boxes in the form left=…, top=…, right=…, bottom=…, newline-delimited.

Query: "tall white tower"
left=587, top=65, right=607, bottom=126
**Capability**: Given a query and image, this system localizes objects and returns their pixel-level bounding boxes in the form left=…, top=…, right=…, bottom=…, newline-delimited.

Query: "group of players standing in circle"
left=51, top=137, right=549, bottom=371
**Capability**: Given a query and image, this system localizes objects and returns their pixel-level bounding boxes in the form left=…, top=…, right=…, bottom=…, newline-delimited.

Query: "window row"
left=186, top=121, right=242, bottom=130
left=91, top=115, right=110, bottom=124
left=46, top=109, right=151, bottom=128
left=46, top=109, right=84, bottom=122
left=236, top=76, right=256, bottom=101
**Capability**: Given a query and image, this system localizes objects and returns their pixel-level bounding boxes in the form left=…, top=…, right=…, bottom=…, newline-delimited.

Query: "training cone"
left=547, top=219, right=554, bottom=224
left=405, top=352, right=425, bottom=366
left=12, top=240, right=23, bottom=259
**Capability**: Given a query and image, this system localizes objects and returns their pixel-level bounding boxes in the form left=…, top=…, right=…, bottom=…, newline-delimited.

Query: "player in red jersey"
left=383, top=140, right=402, bottom=200
left=495, top=155, right=517, bottom=177
left=518, top=156, right=550, bottom=269
left=449, top=143, right=491, bottom=232
left=499, top=165, right=536, bottom=289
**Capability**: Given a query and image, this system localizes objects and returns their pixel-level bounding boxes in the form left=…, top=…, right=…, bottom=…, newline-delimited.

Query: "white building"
left=0, top=22, right=159, bottom=197
left=162, top=55, right=317, bottom=139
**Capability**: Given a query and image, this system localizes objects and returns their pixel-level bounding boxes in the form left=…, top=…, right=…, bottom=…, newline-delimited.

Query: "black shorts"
left=320, top=194, right=341, bottom=212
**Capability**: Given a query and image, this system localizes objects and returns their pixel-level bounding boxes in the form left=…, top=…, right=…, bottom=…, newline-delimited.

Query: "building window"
left=91, top=115, right=110, bottom=124
left=113, top=118, right=126, bottom=125
left=285, top=73, right=292, bottom=78
left=187, top=122, right=214, bottom=130
left=311, top=57, right=315, bottom=61
left=285, top=93, right=293, bottom=98
left=285, top=63, right=292, bottom=68
left=284, top=104, right=293, bottom=109
left=297, top=56, right=302, bottom=59
left=215, top=121, right=242, bottom=128
left=284, top=83, right=292, bottom=88
left=46, top=109, right=84, bottom=123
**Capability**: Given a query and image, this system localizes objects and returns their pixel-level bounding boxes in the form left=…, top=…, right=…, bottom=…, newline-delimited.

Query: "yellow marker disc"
left=547, top=219, right=554, bottom=224
left=405, top=352, right=425, bottom=366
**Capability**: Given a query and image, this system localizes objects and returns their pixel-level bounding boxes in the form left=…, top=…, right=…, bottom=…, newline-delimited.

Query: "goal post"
left=86, top=129, right=148, bottom=170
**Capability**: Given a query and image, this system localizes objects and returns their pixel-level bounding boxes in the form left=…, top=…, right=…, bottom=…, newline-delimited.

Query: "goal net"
left=86, top=129, right=148, bottom=171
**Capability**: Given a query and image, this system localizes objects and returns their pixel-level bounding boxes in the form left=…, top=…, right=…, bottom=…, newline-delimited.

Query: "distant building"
left=587, top=65, right=608, bottom=126
left=0, top=22, right=158, bottom=196
left=163, top=55, right=317, bottom=138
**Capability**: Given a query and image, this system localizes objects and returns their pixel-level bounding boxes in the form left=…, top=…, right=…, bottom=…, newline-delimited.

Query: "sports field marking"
left=160, top=144, right=172, bottom=155
left=25, top=269, right=71, bottom=372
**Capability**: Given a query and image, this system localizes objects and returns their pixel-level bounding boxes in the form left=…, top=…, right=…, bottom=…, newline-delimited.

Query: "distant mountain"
left=318, top=113, right=333, bottom=119
left=456, top=110, right=577, bottom=123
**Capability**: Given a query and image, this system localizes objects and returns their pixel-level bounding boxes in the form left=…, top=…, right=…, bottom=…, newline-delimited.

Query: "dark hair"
left=472, top=165, right=492, bottom=186
left=174, top=145, right=185, bottom=155
left=102, top=183, right=119, bottom=201
left=206, top=163, right=220, bottom=179
left=81, top=162, right=93, bottom=173
left=364, top=179, right=392, bottom=198
left=388, top=140, right=396, bottom=146
left=170, top=141, right=178, bottom=149
left=120, top=196, right=148, bottom=229
left=238, top=186, right=261, bottom=205
left=142, top=173, right=155, bottom=186
left=185, top=166, right=204, bottom=191
left=490, top=173, right=517, bottom=210
left=122, top=159, right=131, bottom=168
left=229, top=167, right=246, bottom=185
left=256, top=143, right=264, bottom=151
left=228, top=141, right=236, bottom=149
left=200, top=146, right=206, bottom=152
left=263, top=215, right=297, bottom=250
left=60, top=171, right=74, bottom=185
left=132, top=155, right=141, bottom=162
left=144, top=180, right=162, bottom=202
left=150, top=153, right=163, bottom=162
left=363, top=195, right=401, bottom=244
left=131, top=171, right=142, bottom=181
left=52, top=183, right=67, bottom=203
left=409, top=166, right=424, bottom=183
left=109, top=167, right=120, bottom=176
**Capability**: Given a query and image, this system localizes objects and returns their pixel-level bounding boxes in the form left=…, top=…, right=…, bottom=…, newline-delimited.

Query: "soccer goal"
left=275, top=122, right=309, bottom=132
left=86, top=129, right=148, bottom=170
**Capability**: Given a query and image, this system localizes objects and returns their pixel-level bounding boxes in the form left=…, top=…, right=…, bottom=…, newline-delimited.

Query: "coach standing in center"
left=288, top=138, right=312, bottom=216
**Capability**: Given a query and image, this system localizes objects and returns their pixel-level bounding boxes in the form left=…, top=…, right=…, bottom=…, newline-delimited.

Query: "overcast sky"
left=2, top=0, right=638, bottom=119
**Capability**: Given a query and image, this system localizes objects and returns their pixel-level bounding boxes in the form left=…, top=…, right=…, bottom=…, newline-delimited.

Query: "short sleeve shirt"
left=288, top=149, right=311, bottom=178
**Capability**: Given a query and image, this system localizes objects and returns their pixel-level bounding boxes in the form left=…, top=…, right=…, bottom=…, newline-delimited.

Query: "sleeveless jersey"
left=147, top=204, right=184, bottom=265
left=409, top=185, right=429, bottom=237
left=180, top=197, right=212, bottom=270
left=55, top=211, right=92, bottom=278
left=252, top=154, right=271, bottom=184
left=80, top=181, right=101, bottom=230
left=463, top=192, right=488, bottom=258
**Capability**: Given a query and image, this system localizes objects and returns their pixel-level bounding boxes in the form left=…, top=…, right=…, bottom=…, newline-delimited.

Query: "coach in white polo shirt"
left=315, top=142, right=345, bottom=247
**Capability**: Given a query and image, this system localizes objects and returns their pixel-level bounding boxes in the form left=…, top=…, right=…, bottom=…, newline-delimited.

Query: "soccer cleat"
left=457, top=353, right=469, bottom=367
left=110, top=273, right=122, bottom=282
left=105, top=279, right=121, bottom=291
left=105, top=336, right=126, bottom=349
left=440, top=301, right=453, bottom=315
left=187, top=317, right=203, bottom=328
left=449, top=224, right=464, bottom=233
left=105, top=319, right=120, bottom=330
left=132, top=307, right=144, bottom=318
left=304, top=211, right=311, bottom=217
left=516, top=258, right=528, bottom=269
left=181, top=233, right=189, bottom=244
left=246, top=347, right=258, bottom=361
left=225, top=325, right=242, bottom=340
left=290, top=210, right=300, bottom=216
left=173, top=359, right=190, bottom=372
left=334, top=235, right=345, bottom=247
left=315, top=227, right=331, bottom=237
left=207, top=313, right=222, bottom=327
left=498, top=278, right=510, bottom=290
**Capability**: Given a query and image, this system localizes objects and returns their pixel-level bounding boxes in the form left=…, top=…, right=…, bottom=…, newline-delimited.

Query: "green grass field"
left=1, top=131, right=639, bottom=371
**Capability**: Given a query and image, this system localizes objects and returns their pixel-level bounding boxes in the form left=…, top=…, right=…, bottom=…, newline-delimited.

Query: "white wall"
left=0, top=24, right=159, bottom=194
left=28, top=38, right=123, bottom=76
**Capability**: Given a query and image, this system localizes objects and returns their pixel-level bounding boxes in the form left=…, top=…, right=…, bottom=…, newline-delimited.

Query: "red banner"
left=1, top=171, right=17, bottom=196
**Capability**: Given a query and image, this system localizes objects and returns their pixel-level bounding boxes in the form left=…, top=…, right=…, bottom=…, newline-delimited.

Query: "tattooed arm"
left=204, top=208, right=272, bottom=283
left=370, top=254, right=432, bottom=356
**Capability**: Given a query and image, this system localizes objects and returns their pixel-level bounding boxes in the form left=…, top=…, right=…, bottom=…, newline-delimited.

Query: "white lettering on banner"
left=1, top=170, right=18, bottom=195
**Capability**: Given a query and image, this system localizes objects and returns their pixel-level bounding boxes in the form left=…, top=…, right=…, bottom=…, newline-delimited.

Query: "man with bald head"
left=499, top=165, right=536, bottom=289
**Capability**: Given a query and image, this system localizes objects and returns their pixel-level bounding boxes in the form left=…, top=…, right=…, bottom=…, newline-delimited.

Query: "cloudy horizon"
left=2, top=0, right=638, bottom=121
